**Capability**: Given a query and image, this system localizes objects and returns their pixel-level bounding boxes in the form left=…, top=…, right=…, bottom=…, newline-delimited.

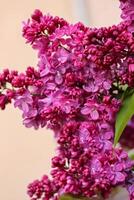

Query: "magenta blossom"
left=0, top=3, right=134, bottom=200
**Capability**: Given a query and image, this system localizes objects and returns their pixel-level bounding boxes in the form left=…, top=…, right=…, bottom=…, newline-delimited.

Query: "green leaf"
left=60, top=195, right=86, bottom=200
left=60, top=195, right=74, bottom=200
left=130, top=154, right=134, bottom=160
left=114, top=93, right=134, bottom=146
left=128, top=150, right=134, bottom=160
left=60, top=195, right=91, bottom=200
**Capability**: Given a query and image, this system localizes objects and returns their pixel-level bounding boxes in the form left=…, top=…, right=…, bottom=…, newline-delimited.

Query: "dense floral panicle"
left=1, top=3, right=134, bottom=200
left=120, top=0, right=134, bottom=32
left=126, top=172, right=134, bottom=200
left=22, top=9, right=68, bottom=44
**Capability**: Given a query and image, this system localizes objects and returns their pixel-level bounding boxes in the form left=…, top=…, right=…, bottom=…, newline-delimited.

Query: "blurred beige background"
left=0, top=1, right=123, bottom=200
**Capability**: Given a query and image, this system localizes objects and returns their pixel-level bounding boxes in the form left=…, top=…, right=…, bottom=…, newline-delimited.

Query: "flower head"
left=1, top=2, right=134, bottom=200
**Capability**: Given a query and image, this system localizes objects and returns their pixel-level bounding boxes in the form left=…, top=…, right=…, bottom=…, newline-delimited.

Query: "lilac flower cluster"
left=0, top=1, right=134, bottom=200
left=120, top=0, right=134, bottom=32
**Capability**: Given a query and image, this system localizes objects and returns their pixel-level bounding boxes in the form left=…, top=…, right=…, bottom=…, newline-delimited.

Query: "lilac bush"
left=0, top=1, right=134, bottom=200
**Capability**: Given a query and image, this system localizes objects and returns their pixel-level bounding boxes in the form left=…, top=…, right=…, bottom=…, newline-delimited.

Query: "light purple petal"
left=81, top=106, right=91, bottom=115
left=90, top=109, right=99, bottom=120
